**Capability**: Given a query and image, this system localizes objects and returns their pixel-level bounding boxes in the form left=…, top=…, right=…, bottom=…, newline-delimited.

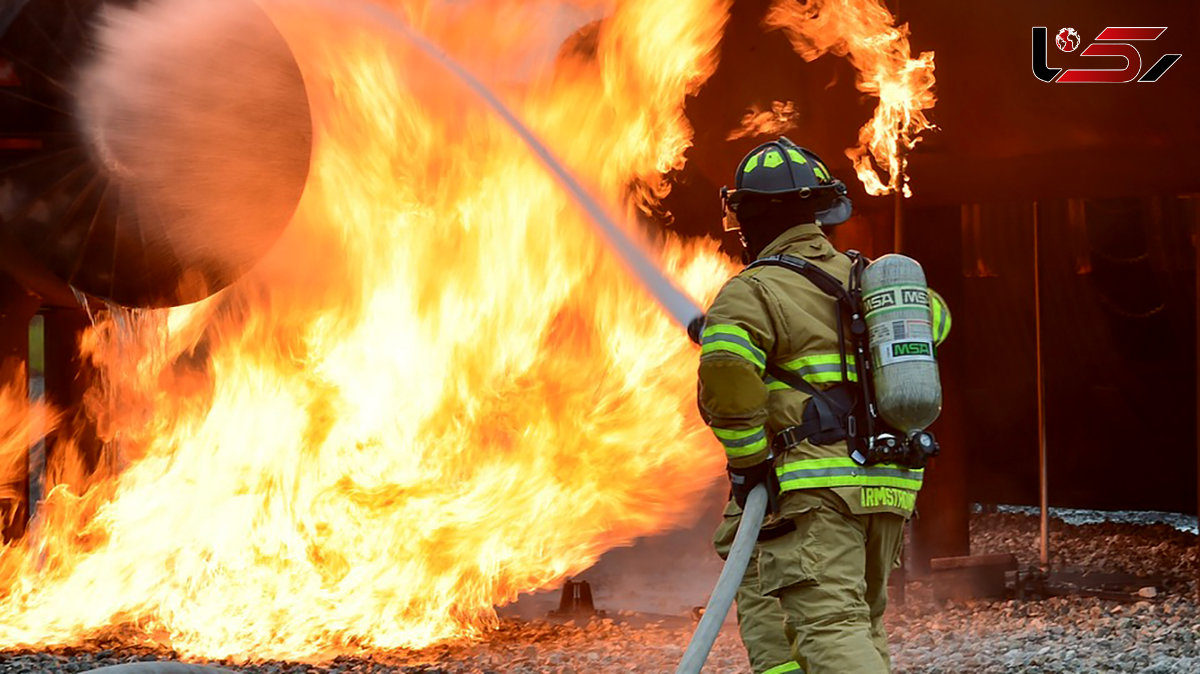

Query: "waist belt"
left=772, top=422, right=825, bottom=451
left=771, top=383, right=858, bottom=451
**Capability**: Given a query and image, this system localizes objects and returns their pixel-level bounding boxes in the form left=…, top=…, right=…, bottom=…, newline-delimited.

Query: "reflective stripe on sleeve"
left=701, top=324, right=766, bottom=371
left=762, top=662, right=803, bottom=674
left=712, top=425, right=768, bottom=459
left=775, top=456, right=923, bottom=491
left=764, top=376, right=790, bottom=392
left=782, top=353, right=857, bottom=383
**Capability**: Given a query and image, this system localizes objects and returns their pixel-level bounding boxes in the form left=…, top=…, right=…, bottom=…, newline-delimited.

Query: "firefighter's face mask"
left=721, top=187, right=787, bottom=232
left=720, top=186, right=740, bottom=232
left=722, top=188, right=815, bottom=232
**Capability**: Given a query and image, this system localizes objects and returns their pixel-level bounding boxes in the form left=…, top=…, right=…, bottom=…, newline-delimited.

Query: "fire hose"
left=86, top=665, right=235, bottom=673
left=674, top=483, right=767, bottom=674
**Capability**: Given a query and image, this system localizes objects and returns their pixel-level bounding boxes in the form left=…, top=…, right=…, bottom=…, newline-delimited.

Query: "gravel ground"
left=971, top=511, right=1199, bottom=593
left=1, top=510, right=1196, bottom=673
left=985, top=505, right=1199, bottom=535
left=0, top=618, right=752, bottom=674
left=885, top=509, right=1200, bottom=673
left=889, top=595, right=1200, bottom=674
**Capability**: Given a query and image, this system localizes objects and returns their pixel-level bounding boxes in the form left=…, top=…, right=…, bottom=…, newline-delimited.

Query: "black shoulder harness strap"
left=745, top=252, right=862, bottom=384
left=745, top=252, right=872, bottom=445
left=747, top=254, right=853, bottom=306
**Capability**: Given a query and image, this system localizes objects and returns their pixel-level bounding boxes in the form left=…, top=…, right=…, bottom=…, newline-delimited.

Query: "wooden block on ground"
left=929, top=553, right=1017, bottom=601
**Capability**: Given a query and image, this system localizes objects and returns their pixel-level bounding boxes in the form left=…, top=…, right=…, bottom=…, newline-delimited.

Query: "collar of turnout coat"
left=755, top=223, right=838, bottom=261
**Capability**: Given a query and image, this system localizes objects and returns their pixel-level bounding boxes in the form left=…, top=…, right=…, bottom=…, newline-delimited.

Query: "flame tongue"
left=0, top=0, right=734, bottom=660
left=727, top=100, right=800, bottom=141
left=765, top=0, right=937, bottom=196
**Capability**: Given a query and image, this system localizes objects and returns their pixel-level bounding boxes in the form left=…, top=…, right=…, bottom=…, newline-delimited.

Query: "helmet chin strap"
left=738, top=232, right=754, bottom=264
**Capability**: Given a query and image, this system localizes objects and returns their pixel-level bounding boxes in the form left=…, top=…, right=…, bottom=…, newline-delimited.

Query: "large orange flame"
left=0, top=369, right=59, bottom=535
left=765, top=0, right=937, bottom=196
left=0, top=0, right=938, bottom=662
left=0, top=0, right=734, bottom=660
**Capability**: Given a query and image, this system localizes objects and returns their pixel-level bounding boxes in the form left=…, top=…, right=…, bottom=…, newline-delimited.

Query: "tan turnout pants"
left=713, top=502, right=801, bottom=674
left=756, top=488, right=905, bottom=674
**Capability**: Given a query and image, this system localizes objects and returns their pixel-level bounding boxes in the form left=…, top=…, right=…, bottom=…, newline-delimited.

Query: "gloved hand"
left=687, top=314, right=706, bottom=345
left=727, top=460, right=780, bottom=513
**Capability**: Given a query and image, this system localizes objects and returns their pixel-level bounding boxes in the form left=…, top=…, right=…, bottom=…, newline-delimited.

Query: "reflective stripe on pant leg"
left=736, top=545, right=796, bottom=674
left=764, top=490, right=888, bottom=674
left=864, top=511, right=905, bottom=670
left=762, top=661, right=802, bottom=674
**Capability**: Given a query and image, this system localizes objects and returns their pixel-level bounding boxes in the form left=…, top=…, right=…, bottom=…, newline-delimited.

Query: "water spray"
left=13, top=0, right=753, bottom=665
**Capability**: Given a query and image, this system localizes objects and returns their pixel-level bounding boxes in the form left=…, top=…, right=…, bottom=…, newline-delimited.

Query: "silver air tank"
left=860, top=254, right=943, bottom=433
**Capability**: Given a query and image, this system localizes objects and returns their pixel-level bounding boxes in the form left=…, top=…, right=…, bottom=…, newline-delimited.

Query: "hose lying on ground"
left=86, top=664, right=236, bottom=673
left=675, top=483, right=768, bottom=674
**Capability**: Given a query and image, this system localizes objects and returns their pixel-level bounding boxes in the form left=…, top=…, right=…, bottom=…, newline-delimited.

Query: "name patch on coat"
left=860, top=486, right=916, bottom=511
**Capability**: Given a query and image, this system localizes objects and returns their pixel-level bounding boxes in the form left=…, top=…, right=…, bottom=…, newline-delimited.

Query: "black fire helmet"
left=720, top=137, right=852, bottom=231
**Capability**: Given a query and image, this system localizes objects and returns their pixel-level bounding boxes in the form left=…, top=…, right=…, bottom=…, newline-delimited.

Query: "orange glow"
left=726, top=100, right=799, bottom=141
left=0, top=369, right=58, bottom=534
left=0, top=0, right=738, bottom=661
left=765, top=0, right=937, bottom=196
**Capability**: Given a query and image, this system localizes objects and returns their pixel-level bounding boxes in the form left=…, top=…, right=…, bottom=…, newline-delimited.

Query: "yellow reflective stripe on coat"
left=930, top=288, right=952, bottom=345
left=764, top=377, right=791, bottom=392
left=762, top=661, right=803, bottom=674
left=712, top=425, right=768, bottom=458
left=775, top=456, right=924, bottom=491
left=771, top=352, right=857, bottom=386
left=701, top=324, right=766, bottom=371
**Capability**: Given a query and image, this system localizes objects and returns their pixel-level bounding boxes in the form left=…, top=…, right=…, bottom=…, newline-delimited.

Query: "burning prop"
left=0, top=370, right=59, bottom=536
left=0, top=0, right=732, bottom=660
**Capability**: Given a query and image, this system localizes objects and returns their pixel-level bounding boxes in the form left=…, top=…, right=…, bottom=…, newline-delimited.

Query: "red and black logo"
left=1033, top=27, right=1181, bottom=83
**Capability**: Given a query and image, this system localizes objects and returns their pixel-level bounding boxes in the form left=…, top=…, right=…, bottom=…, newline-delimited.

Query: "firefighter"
left=697, top=138, right=925, bottom=673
